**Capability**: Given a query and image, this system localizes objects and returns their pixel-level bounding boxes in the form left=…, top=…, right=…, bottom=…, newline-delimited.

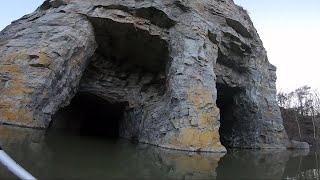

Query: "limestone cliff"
left=0, top=0, right=306, bottom=151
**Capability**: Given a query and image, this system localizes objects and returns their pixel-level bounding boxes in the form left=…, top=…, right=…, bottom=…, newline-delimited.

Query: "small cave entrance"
left=50, top=93, right=126, bottom=139
left=216, top=83, right=239, bottom=148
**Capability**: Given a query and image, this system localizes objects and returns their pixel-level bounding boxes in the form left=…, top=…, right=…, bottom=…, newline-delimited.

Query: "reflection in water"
left=283, top=152, right=320, bottom=180
left=0, top=126, right=319, bottom=179
left=216, top=149, right=309, bottom=180
left=0, top=126, right=224, bottom=179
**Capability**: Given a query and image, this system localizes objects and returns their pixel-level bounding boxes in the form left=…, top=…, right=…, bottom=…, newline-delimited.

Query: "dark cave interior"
left=216, top=83, right=239, bottom=148
left=50, top=93, right=126, bottom=139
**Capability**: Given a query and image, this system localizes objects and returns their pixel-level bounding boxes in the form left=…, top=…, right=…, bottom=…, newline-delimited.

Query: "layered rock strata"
left=0, top=0, right=304, bottom=151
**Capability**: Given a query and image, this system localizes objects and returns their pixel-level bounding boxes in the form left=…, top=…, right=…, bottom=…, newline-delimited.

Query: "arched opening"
left=49, top=17, right=169, bottom=141
left=50, top=93, right=126, bottom=139
left=216, top=83, right=240, bottom=148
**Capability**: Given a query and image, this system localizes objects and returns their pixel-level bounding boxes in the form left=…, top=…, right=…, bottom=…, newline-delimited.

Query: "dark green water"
left=0, top=130, right=319, bottom=179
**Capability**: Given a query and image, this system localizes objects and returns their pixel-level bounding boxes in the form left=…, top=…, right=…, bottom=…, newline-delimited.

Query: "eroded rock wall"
left=0, top=9, right=96, bottom=128
left=0, top=0, right=301, bottom=151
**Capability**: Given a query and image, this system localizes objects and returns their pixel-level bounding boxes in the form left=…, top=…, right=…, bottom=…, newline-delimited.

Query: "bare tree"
left=277, top=92, right=287, bottom=108
left=313, top=89, right=320, bottom=116
left=276, top=85, right=320, bottom=141
left=286, top=92, right=295, bottom=109
left=293, top=100, right=302, bottom=140
left=308, top=91, right=320, bottom=139
left=306, top=94, right=317, bottom=139
left=295, top=85, right=311, bottom=116
left=312, top=105, right=316, bottom=139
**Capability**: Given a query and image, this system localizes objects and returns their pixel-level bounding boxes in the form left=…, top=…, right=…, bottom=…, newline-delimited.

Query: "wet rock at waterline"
left=0, top=0, right=308, bottom=151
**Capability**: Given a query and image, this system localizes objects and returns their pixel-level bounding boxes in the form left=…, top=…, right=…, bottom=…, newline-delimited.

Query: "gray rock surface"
left=290, top=140, right=310, bottom=149
left=0, top=0, right=304, bottom=151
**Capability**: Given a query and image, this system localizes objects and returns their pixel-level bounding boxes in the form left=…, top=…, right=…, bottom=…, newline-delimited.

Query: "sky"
left=0, top=0, right=319, bottom=92
left=234, top=0, right=320, bottom=92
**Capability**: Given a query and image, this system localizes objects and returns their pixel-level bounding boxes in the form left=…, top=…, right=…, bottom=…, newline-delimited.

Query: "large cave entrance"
left=50, top=93, right=126, bottom=139
left=216, top=83, right=240, bottom=148
left=49, top=17, right=169, bottom=140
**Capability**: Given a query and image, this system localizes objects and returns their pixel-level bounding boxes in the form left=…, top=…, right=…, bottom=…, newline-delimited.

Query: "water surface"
left=0, top=128, right=319, bottom=179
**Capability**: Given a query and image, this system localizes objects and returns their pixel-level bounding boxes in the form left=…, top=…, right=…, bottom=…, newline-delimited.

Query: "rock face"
left=0, top=0, right=301, bottom=151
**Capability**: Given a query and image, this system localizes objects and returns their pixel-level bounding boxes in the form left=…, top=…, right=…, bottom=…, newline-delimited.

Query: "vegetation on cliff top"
left=277, top=86, right=320, bottom=146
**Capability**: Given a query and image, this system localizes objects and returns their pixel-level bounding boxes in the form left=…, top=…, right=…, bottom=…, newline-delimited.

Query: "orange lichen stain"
left=199, top=129, right=220, bottom=146
left=17, top=108, right=33, bottom=123
left=188, top=93, right=202, bottom=107
left=38, top=52, right=51, bottom=66
left=0, top=109, right=17, bottom=120
left=0, top=64, right=21, bottom=73
left=1, top=80, right=31, bottom=96
left=173, top=128, right=199, bottom=146
left=0, top=101, right=14, bottom=108
left=187, top=86, right=214, bottom=108
left=198, top=111, right=214, bottom=127
left=2, top=53, right=30, bottom=63
left=198, top=108, right=219, bottom=128
left=2, top=51, right=51, bottom=66
left=0, top=108, right=33, bottom=123
left=22, top=95, right=32, bottom=102
left=188, top=86, right=220, bottom=129
left=170, top=128, right=223, bottom=149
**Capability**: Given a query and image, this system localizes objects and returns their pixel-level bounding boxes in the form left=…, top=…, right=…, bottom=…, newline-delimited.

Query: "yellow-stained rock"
left=1, top=80, right=31, bottom=96
left=170, top=127, right=223, bottom=150
left=188, top=86, right=214, bottom=109
left=0, top=108, right=33, bottom=123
